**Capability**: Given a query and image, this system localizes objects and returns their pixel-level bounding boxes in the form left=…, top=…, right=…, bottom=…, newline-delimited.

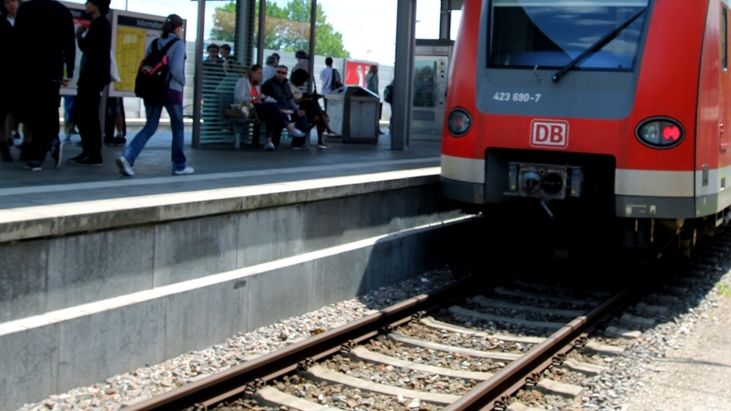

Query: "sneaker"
left=290, top=128, right=306, bottom=138
left=70, top=155, right=103, bottom=166
left=50, top=139, right=63, bottom=168
left=115, top=156, right=135, bottom=177
left=67, top=153, right=85, bottom=164
left=172, top=166, right=195, bottom=176
left=263, top=142, right=275, bottom=151
left=25, top=161, right=42, bottom=171
left=316, top=143, right=329, bottom=150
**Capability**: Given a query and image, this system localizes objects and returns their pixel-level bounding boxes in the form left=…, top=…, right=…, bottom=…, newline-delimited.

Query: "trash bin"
left=325, top=86, right=380, bottom=143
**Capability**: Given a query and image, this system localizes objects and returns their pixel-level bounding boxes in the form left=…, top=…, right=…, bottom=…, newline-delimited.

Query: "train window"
left=488, top=0, right=650, bottom=71
left=723, top=7, right=728, bottom=70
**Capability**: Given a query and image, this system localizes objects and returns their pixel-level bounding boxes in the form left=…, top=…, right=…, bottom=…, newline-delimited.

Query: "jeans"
left=123, top=91, right=186, bottom=171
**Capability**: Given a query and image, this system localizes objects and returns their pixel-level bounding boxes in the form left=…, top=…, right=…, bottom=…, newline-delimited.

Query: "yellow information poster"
left=110, top=11, right=171, bottom=97
left=115, top=26, right=147, bottom=93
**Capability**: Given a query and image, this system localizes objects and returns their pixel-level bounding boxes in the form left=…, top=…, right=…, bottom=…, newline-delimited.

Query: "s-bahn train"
left=441, top=0, right=731, bottom=249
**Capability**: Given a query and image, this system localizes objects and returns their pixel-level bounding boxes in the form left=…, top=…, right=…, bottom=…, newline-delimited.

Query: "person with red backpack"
left=115, top=14, right=193, bottom=177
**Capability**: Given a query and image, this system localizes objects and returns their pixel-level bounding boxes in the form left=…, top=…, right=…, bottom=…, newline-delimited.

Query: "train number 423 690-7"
left=493, top=92, right=542, bottom=103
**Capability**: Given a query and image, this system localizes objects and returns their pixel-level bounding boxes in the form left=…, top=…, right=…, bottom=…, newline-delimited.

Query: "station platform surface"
left=0, top=127, right=441, bottom=211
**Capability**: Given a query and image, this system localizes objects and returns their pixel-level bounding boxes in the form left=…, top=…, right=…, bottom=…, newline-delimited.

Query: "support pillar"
left=192, top=0, right=206, bottom=148
left=392, top=0, right=417, bottom=151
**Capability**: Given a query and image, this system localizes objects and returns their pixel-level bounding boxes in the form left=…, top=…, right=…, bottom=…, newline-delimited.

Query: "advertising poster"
left=344, top=60, right=375, bottom=88
left=60, top=1, right=93, bottom=96
left=111, top=11, right=171, bottom=97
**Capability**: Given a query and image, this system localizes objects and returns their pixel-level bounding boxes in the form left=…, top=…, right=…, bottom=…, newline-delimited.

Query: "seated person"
left=235, top=64, right=306, bottom=151
left=290, top=68, right=336, bottom=149
left=260, top=65, right=309, bottom=150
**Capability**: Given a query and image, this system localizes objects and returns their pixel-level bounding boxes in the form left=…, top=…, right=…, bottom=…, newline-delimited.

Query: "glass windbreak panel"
left=489, top=0, right=650, bottom=70
left=413, top=60, right=437, bottom=108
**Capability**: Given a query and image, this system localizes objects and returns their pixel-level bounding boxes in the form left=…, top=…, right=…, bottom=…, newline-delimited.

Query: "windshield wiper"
left=552, top=7, right=647, bottom=83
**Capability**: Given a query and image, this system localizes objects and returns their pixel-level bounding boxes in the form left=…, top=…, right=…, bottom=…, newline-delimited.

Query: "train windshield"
left=489, top=0, right=650, bottom=71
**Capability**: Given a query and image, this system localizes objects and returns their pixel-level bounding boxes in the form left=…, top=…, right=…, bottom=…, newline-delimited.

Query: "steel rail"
left=124, top=278, right=471, bottom=411
left=445, top=288, right=632, bottom=411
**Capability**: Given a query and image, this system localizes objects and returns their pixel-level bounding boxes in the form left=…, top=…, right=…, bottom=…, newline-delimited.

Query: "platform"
left=0, top=128, right=441, bottom=210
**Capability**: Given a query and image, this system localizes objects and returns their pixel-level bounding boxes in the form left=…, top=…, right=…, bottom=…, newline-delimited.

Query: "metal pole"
left=392, top=0, right=416, bottom=151
left=192, top=0, right=206, bottom=148
left=439, top=0, right=451, bottom=40
left=257, top=0, right=266, bottom=65
left=307, top=0, right=317, bottom=93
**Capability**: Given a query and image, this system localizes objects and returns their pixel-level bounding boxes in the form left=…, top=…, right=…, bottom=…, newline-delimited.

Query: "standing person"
left=68, top=0, right=111, bottom=166
left=291, top=50, right=310, bottom=92
left=365, top=65, right=384, bottom=134
left=365, top=65, right=379, bottom=96
left=0, top=0, right=20, bottom=161
left=103, top=96, right=126, bottom=146
left=14, top=0, right=75, bottom=171
left=115, top=14, right=193, bottom=177
left=384, top=79, right=394, bottom=135
left=262, top=54, right=278, bottom=83
left=319, top=57, right=335, bottom=95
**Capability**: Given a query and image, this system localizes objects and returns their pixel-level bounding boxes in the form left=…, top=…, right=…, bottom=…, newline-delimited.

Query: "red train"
left=442, top=0, right=731, bottom=248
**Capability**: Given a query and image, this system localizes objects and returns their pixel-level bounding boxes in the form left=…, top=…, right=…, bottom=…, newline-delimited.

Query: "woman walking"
left=115, top=14, right=193, bottom=177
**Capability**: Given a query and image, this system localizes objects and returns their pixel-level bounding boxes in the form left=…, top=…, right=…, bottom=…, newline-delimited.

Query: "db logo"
left=531, top=120, right=569, bottom=148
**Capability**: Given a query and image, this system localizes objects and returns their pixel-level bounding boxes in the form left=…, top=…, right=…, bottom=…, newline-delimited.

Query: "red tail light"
left=636, top=117, right=684, bottom=148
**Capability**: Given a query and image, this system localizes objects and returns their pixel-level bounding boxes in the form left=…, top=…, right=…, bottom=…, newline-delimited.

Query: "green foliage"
left=210, top=1, right=349, bottom=58
left=209, top=2, right=237, bottom=43
left=718, top=282, right=731, bottom=298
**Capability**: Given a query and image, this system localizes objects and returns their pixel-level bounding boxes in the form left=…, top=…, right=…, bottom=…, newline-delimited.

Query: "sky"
left=63, top=0, right=461, bottom=65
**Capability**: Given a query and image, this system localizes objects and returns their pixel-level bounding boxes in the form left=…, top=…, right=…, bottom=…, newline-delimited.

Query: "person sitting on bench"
left=235, top=64, right=306, bottom=151
left=260, top=65, right=309, bottom=150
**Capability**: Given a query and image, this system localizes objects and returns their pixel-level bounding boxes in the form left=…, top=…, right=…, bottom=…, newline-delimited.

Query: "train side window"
left=723, top=7, right=728, bottom=70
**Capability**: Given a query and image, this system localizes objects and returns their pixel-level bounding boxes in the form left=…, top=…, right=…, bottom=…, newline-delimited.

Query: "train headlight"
left=448, top=109, right=472, bottom=137
left=636, top=117, right=684, bottom=148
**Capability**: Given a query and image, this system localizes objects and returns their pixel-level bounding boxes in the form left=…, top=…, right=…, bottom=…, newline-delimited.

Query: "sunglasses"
left=277, top=71, right=288, bottom=75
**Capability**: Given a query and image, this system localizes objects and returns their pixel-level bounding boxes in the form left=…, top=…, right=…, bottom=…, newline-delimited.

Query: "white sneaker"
left=172, top=166, right=195, bottom=175
left=263, top=142, right=275, bottom=151
left=290, top=128, right=306, bottom=138
left=115, top=156, right=135, bottom=176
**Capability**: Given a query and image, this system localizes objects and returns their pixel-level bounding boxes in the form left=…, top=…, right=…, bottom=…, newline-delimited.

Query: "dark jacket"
left=77, top=15, right=111, bottom=90
left=14, top=0, right=75, bottom=82
left=0, top=17, right=12, bottom=94
left=261, top=77, right=298, bottom=112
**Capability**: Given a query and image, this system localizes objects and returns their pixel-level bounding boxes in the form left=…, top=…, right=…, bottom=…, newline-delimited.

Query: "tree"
left=210, top=0, right=349, bottom=58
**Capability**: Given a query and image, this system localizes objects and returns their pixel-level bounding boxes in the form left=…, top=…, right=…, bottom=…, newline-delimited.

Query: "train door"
left=411, top=39, right=453, bottom=141
left=721, top=5, right=730, bottom=153
left=720, top=3, right=731, bottom=209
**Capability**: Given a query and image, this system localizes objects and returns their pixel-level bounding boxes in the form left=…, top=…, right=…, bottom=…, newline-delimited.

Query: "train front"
left=442, top=0, right=708, bottom=230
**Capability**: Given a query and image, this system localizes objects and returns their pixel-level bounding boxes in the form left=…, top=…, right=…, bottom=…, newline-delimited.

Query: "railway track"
left=123, top=276, right=642, bottom=411
left=122, top=229, right=731, bottom=411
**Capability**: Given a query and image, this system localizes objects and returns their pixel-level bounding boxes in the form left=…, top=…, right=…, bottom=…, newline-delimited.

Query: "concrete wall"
left=0, top=182, right=455, bottom=322
left=0, top=171, right=468, bottom=410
